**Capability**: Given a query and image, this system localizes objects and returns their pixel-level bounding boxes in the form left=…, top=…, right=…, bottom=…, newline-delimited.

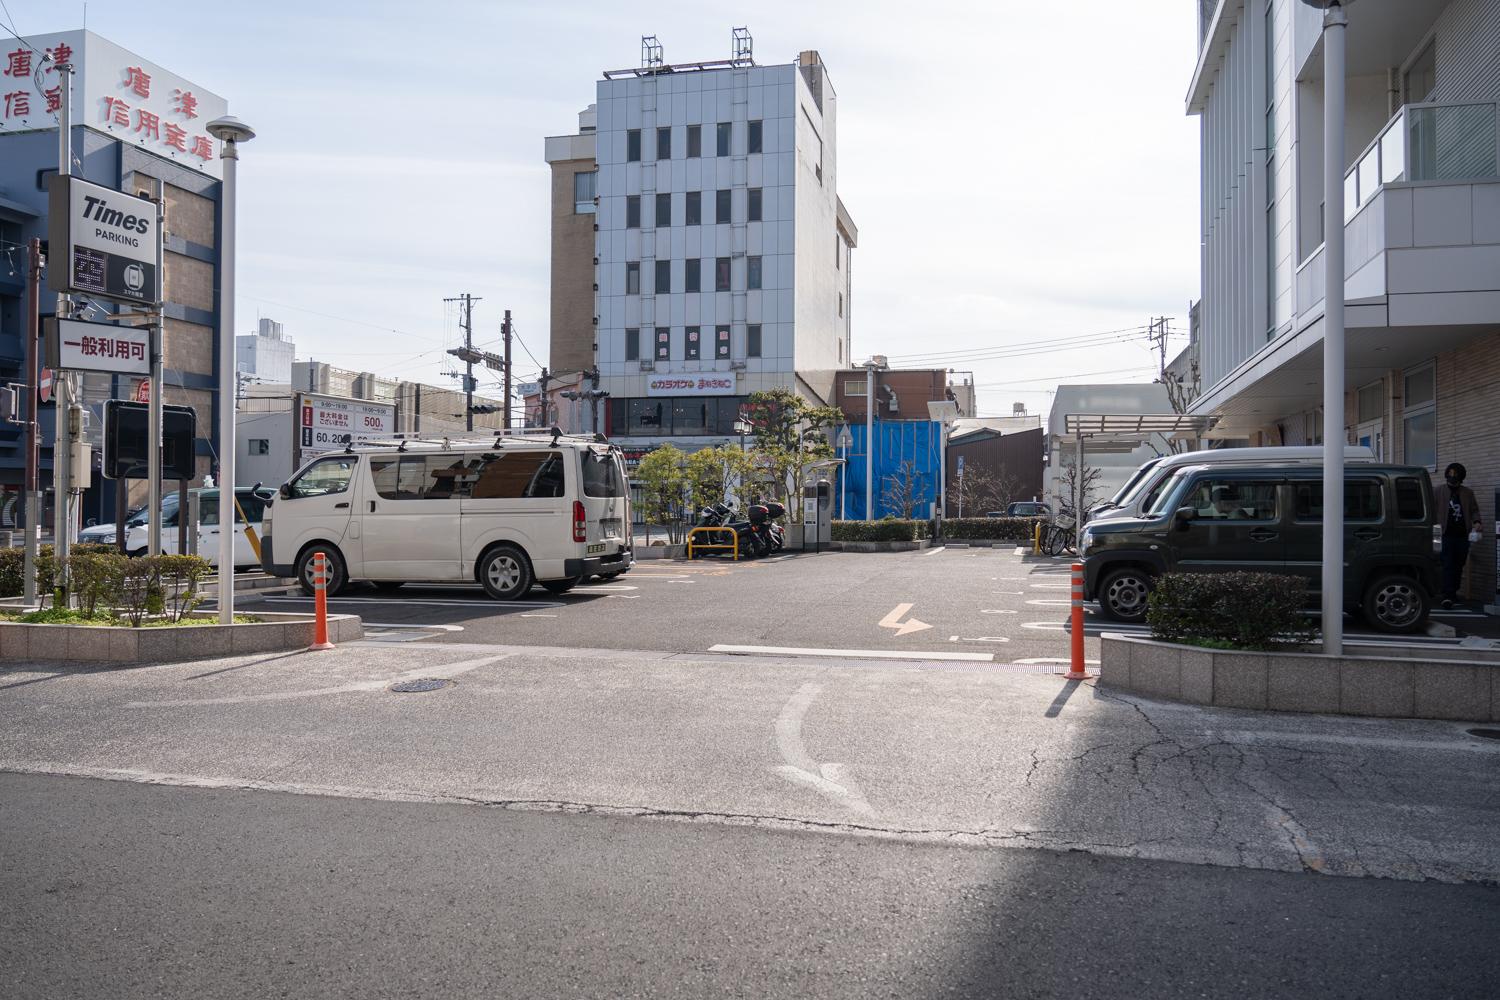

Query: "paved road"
left=231, top=547, right=1455, bottom=660
left=5, top=770, right=1497, bottom=1000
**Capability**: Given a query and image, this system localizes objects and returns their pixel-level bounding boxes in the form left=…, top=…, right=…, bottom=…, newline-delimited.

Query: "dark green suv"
left=1080, top=463, right=1440, bottom=634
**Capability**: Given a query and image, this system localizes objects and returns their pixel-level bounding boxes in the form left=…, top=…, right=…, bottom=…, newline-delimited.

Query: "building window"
left=627, top=129, right=641, bottom=162
left=625, top=328, right=639, bottom=362
left=657, top=126, right=671, bottom=160
left=838, top=293, right=843, bottom=317
left=1357, top=380, right=1384, bottom=423
left=747, top=255, right=762, bottom=290
left=626, top=261, right=640, bottom=295
left=687, top=124, right=701, bottom=158
left=715, top=256, right=731, bottom=292
left=248, top=439, right=270, bottom=455
left=685, top=191, right=701, bottom=226
left=685, top=326, right=700, bottom=360
left=716, top=188, right=731, bottom=224
left=747, top=324, right=761, bottom=358
left=748, top=119, right=762, bottom=154
left=715, top=327, right=731, bottom=359
left=655, top=327, right=671, bottom=361
left=655, top=192, right=671, bottom=228
left=1404, top=38, right=1436, bottom=103
left=655, top=259, right=671, bottom=294
left=573, top=170, right=597, bottom=214
left=629, top=398, right=667, bottom=434
left=685, top=258, right=701, bottom=293
left=835, top=233, right=840, bottom=267
left=748, top=187, right=762, bottom=222
left=1402, top=362, right=1436, bottom=469
left=716, top=121, right=731, bottom=157
left=626, top=195, right=640, bottom=228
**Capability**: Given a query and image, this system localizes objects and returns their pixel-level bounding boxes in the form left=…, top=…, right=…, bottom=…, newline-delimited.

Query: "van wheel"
left=1099, top=567, right=1152, bottom=623
left=479, top=544, right=533, bottom=601
left=541, top=576, right=581, bottom=595
left=1363, top=574, right=1428, bottom=634
left=296, top=544, right=347, bottom=597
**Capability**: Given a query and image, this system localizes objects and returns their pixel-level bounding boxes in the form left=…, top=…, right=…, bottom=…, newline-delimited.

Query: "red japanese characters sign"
left=45, top=317, right=150, bottom=376
left=0, top=31, right=229, bottom=178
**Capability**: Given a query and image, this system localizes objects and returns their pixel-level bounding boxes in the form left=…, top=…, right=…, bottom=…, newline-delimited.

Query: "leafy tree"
left=634, top=444, right=689, bottom=543
left=742, top=388, right=845, bottom=517
left=684, top=445, right=757, bottom=513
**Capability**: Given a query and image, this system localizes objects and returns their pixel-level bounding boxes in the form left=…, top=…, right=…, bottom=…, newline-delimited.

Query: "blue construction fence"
left=835, top=421, right=942, bottom=521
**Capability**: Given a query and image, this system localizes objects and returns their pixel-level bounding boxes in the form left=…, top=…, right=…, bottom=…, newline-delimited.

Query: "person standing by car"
left=1440, top=462, right=1482, bottom=609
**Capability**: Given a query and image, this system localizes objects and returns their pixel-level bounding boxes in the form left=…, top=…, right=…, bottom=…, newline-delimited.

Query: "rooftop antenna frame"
left=731, top=27, right=753, bottom=66
left=642, top=35, right=664, bottom=71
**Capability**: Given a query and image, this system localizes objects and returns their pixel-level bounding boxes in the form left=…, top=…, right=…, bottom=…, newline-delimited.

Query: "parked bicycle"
left=1040, top=513, right=1078, bottom=557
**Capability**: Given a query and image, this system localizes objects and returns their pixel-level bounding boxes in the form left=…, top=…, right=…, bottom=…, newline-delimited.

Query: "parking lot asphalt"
left=231, top=546, right=1479, bottom=663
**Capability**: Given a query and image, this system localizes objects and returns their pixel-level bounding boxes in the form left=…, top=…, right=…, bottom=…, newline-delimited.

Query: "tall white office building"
left=546, top=38, right=858, bottom=446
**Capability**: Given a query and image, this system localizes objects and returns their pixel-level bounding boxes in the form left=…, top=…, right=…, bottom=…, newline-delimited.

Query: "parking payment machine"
left=802, top=479, right=833, bottom=552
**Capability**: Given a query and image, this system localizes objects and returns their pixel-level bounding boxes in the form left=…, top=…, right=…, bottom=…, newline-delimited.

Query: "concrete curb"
left=1100, top=632, right=1500, bottom=722
left=0, top=612, right=364, bottom=665
left=829, top=539, right=932, bottom=552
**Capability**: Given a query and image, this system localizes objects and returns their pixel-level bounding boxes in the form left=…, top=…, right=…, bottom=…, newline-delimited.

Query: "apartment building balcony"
left=1198, top=100, right=1500, bottom=430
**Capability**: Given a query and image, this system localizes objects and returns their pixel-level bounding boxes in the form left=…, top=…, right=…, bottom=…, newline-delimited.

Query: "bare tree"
left=880, top=460, right=929, bottom=519
left=952, top=464, right=1024, bottom=517
left=1050, top=458, right=1103, bottom=521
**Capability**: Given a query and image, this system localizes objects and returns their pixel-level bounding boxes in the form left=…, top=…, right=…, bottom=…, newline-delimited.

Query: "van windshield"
left=583, top=451, right=626, bottom=498
left=1110, top=459, right=1159, bottom=506
left=1145, top=471, right=1192, bottom=517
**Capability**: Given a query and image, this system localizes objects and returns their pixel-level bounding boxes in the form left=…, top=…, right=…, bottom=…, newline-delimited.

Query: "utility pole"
left=1146, top=315, right=1172, bottom=375
left=53, top=57, right=75, bottom=600
left=501, top=309, right=513, bottom=430
left=443, top=293, right=481, bottom=432
left=537, top=367, right=552, bottom=427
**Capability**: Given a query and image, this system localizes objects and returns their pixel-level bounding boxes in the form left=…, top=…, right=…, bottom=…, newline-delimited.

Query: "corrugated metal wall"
left=1432, top=0, right=1500, bottom=103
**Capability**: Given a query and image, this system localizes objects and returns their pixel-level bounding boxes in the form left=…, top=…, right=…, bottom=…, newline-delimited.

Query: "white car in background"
left=82, top=487, right=274, bottom=569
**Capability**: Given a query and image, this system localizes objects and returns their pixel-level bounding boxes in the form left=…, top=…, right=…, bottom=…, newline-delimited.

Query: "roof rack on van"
left=332, top=428, right=612, bottom=453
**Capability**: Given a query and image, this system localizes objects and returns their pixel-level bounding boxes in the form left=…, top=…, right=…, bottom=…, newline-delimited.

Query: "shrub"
left=1147, top=572, right=1315, bottom=651
left=68, top=551, right=128, bottom=618
left=941, top=517, right=1045, bottom=541
left=0, top=542, right=117, bottom=598
left=831, top=519, right=932, bottom=542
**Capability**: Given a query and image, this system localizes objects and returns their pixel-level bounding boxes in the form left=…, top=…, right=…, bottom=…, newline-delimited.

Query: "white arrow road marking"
left=947, top=636, right=1011, bottom=643
left=774, top=682, right=873, bottom=817
left=878, top=603, right=932, bottom=637
left=980, top=609, right=1018, bottom=615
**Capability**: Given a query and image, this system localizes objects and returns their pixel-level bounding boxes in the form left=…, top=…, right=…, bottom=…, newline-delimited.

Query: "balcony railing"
left=1344, top=101, right=1500, bottom=223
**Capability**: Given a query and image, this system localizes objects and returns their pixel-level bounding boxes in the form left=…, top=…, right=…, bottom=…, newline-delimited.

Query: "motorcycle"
left=747, top=500, right=787, bottom=553
left=694, top=499, right=766, bottom=558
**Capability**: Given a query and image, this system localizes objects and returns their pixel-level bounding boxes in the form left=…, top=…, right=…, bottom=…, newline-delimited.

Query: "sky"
left=6, top=0, right=1204, bottom=417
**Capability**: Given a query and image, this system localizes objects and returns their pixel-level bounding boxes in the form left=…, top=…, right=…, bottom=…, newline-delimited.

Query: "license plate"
left=587, top=543, right=606, bottom=555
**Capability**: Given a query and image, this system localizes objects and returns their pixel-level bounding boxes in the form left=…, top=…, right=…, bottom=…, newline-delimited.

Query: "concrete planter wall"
left=0, top=611, right=363, bottom=664
left=1100, top=633, right=1500, bottom=722
left=830, top=539, right=932, bottom=552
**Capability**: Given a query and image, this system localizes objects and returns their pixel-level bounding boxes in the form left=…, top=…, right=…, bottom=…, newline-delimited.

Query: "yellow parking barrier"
left=687, top=526, right=739, bottom=561
left=1033, top=521, right=1042, bottom=555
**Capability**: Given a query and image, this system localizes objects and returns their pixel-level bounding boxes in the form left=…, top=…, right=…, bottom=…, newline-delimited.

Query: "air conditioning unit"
left=591, top=316, right=599, bottom=325
left=639, top=360, right=655, bottom=371
left=592, top=256, right=600, bottom=265
left=730, top=360, right=747, bottom=370
left=592, top=283, right=599, bottom=291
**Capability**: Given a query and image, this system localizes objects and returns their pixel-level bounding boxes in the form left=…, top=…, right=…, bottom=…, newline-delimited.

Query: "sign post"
left=957, top=455, right=965, bottom=518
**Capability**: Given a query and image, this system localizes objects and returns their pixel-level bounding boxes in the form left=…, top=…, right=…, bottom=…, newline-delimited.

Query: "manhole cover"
left=1467, top=728, right=1500, bottom=741
left=389, top=678, right=454, bottom=693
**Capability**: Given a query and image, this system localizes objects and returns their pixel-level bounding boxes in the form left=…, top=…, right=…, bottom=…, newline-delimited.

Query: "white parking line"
left=708, top=644, right=993, bottom=662
left=263, top=596, right=565, bottom=609
left=924, top=546, right=947, bottom=556
left=363, top=623, right=465, bottom=632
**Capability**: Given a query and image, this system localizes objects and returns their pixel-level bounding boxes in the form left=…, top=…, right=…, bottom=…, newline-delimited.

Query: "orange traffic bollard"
left=1065, top=562, right=1088, bottom=679
left=309, top=551, right=335, bottom=651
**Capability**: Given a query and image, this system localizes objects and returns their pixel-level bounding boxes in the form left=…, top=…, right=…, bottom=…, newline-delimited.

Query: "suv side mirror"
left=1173, top=506, right=1197, bottom=530
left=279, top=483, right=294, bottom=500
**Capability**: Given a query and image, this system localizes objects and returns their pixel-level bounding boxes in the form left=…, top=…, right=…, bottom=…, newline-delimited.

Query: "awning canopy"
left=1063, top=413, right=1218, bottom=444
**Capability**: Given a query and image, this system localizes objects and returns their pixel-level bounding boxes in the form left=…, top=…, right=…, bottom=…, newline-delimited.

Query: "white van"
left=1090, top=445, right=1379, bottom=523
left=259, top=434, right=633, bottom=598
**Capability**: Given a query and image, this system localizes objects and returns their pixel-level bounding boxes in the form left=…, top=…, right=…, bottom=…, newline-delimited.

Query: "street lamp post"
left=861, top=357, right=886, bottom=520
left=836, top=427, right=852, bottom=520
left=1303, top=0, right=1351, bottom=655
left=206, top=115, right=256, bottom=625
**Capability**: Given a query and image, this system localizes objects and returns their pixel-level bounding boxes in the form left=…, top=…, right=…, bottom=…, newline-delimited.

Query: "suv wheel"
left=479, top=544, right=533, bottom=601
left=1099, top=567, right=1152, bottom=623
left=1362, top=574, right=1428, bottom=634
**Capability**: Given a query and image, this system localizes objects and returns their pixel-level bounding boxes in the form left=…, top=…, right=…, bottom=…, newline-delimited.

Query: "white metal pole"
left=937, top=421, right=947, bottom=524
left=864, top=364, right=874, bottom=521
left=840, top=440, right=846, bottom=520
left=1321, top=2, right=1348, bottom=656
left=216, top=138, right=241, bottom=622
left=53, top=61, right=73, bottom=600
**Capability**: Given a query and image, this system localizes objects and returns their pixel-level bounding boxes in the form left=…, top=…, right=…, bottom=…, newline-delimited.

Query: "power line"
left=0, top=0, right=44, bottom=56
left=509, top=322, right=545, bottom=371
left=887, top=324, right=1152, bottom=363
left=972, top=364, right=1158, bottom=388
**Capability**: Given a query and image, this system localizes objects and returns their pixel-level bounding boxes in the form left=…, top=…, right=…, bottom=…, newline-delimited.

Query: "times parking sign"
left=47, top=174, right=161, bottom=306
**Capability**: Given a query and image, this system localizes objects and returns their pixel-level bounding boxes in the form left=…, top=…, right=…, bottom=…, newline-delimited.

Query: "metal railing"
left=686, top=525, right=738, bottom=560
left=1344, top=100, right=1499, bottom=223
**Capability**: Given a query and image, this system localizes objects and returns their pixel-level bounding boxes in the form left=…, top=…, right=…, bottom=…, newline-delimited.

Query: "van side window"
left=287, top=456, right=358, bottom=498
left=1395, top=477, right=1427, bottom=521
left=1184, top=479, right=1278, bottom=521
left=466, top=451, right=566, bottom=499
left=1293, top=480, right=1382, bottom=522
left=372, top=455, right=466, bottom=501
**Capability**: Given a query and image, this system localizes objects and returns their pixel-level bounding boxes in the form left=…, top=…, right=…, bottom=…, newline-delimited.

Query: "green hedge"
left=831, top=519, right=932, bottom=542
left=941, top=517, right=1045, bottom=541
left=0, top=543, right=115, bottom=598
left=1147, top=572, right=1315, bottom=651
